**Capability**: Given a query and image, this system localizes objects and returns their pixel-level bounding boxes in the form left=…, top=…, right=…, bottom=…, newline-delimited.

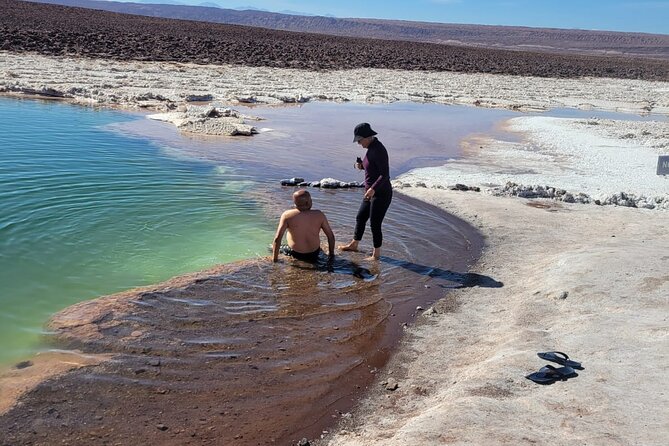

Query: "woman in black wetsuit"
left=339, top=123, right=393, bottom=260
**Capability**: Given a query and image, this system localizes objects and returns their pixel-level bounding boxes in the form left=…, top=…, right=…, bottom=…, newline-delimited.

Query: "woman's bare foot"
left=339, top=240, right=359, bottom=252
left=366, top=247, right=381, bottom=260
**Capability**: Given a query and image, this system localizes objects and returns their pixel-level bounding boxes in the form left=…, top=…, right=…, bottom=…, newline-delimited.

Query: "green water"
left=0, top=98, right=274, bottom=365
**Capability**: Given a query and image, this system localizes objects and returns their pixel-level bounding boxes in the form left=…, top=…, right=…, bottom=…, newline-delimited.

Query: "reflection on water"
left=116, top=101, right=519, bottom=182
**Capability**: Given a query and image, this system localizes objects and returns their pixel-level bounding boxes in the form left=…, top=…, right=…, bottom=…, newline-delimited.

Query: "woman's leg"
left=369, top=190, right=393, bottom=257
left=339, top=198, right=371, bottom=251
left=354, top=198, right=371, bottom=241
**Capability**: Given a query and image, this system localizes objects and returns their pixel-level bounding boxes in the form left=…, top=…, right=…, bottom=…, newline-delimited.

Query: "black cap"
left=353, top=123, right=377, bottom=143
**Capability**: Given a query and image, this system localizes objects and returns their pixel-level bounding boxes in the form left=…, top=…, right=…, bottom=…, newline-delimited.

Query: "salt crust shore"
left=396, top=116, right=669, bottom=209
left=1, top=51, right=668, bottom=115
left=1, top=51, right=669, bottom=443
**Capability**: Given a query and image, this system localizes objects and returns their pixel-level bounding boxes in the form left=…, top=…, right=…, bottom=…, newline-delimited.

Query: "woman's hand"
left=363, top=188, right=375, bottom=201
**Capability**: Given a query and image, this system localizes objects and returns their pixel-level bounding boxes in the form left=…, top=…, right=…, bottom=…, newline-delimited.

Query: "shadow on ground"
left=380, top=256, right=503, bottom=289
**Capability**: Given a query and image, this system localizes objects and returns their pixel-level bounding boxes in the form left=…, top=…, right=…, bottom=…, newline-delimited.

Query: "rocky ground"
left=26, top=0, right=669, bottom=59
left=1, top=0, right=668, bottom=80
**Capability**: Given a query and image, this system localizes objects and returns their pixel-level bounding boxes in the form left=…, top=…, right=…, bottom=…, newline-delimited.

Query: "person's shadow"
left=379, top=256, right=503, bottom=288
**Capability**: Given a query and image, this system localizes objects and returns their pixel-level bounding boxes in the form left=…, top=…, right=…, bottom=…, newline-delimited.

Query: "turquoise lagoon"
left=0, top=97, right=274, bottom=365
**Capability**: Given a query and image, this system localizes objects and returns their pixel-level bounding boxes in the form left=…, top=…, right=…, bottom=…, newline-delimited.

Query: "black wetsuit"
left=354, top=138, right=393, bottom=248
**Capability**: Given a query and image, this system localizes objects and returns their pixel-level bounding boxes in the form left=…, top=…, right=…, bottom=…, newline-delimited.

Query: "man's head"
left=293, top=189, right=312, bottom=211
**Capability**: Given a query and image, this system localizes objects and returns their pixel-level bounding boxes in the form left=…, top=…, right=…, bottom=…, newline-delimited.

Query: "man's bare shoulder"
left=281, top=209, right=300, bottom=218
left=305, top=209, right=327, bottom=219
left=284, top=209, right=326, bottom=223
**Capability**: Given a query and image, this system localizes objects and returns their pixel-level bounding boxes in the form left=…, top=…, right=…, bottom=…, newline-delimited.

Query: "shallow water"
left=0, top=97, right=274, bottom=365
left=119, top=101, right=524, bottom=178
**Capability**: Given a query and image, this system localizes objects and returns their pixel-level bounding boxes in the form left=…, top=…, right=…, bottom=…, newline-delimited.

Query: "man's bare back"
left=272, top=190, right=335, bottom=262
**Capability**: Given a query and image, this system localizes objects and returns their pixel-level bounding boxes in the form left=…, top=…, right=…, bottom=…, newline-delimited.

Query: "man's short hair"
left=293, top=189, right=312, bottom=211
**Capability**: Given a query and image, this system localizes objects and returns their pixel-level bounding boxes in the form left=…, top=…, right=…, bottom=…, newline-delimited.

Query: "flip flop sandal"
left=537, top=351, right=582, bottom=369
left=525, top=364, right=577, bottom=385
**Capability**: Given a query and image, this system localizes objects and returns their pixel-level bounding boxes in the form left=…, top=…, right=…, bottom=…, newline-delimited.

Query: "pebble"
left=384, top=378, right=399, bottom=391
left=14, top=360, right=33, bottom=369
left=156, top=424, right=168, bottom=431
left=280, top=177, right=305, bottom=186
left=450, top=183, right=481, bottom=192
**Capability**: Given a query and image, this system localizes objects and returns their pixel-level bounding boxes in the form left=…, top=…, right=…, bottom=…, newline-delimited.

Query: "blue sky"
left=125, top=0, right=669, bottom=34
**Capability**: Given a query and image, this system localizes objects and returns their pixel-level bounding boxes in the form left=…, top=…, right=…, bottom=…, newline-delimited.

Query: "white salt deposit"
left=396, top=117, right=669, bottom=209
left=1, top=52, right=668, bottom=116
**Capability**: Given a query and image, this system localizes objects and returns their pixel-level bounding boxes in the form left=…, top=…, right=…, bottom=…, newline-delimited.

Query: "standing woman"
left=339, top=123, right=392, bottom=259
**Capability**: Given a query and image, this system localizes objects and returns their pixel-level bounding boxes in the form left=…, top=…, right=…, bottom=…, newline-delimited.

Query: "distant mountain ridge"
left=25, top=0, right=669, bottom=59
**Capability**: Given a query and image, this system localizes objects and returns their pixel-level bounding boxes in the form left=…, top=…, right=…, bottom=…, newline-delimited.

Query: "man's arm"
left=272, top=213, right=288, bottom=262
left=321, top=213, right=335, bottom=257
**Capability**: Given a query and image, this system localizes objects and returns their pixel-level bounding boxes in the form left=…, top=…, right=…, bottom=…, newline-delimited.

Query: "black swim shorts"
left=279, top=245, right=322, bottom=263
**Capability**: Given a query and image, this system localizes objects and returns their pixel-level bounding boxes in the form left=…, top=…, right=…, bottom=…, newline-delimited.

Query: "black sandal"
left=526, top=364, right=578, bottom=384
left=537, top=351, right=582, bottom=369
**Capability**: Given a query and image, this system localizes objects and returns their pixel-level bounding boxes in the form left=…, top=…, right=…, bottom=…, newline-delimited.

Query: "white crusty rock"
left=495, top=182, right=669, bottom=210
left=318, top=178, right=364, bottom=188
left=178, top=119, right=256, bottom=136
left=393, top=179, right=668, bottom=210
left=147, top=105, right=260, bottom=136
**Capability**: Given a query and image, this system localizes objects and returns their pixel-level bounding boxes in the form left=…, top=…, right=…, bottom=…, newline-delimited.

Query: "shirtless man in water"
left=272, top=189, right=335, bottom=263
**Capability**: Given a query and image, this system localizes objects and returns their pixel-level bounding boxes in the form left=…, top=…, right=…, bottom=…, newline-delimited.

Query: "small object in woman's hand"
left=363, top=188, right=375, bottom=201
left=355, top=157, right=363, bottom=170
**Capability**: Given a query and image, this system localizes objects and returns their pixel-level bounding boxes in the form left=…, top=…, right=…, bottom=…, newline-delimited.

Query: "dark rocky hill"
left=2, top=0, right=668, bottom=80
left=25, top=0, right=669, bottom=59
